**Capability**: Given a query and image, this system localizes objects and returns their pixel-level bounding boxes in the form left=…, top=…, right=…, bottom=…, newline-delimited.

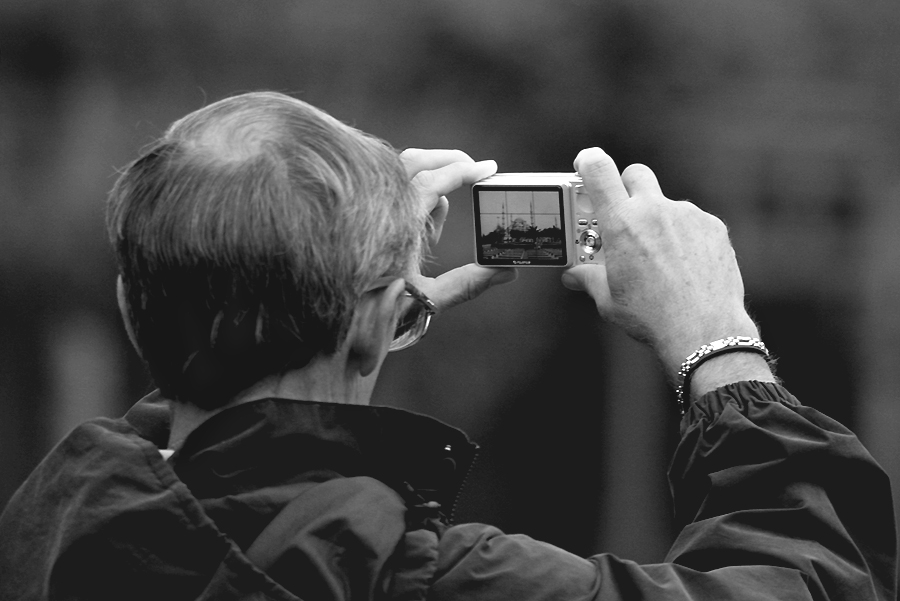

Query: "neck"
left=167, top=350, right=380, bottom=450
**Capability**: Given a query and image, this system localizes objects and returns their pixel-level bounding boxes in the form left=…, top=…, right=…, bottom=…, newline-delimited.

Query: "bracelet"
left=675, top=336, right=769, bottom=415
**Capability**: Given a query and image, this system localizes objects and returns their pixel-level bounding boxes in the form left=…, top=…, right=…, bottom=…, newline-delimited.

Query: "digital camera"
left=472, top=173, right=602, bottom=267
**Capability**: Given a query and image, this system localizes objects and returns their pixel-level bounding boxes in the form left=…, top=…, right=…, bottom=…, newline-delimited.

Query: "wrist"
left=673, top=334, right=776, bottom=414
left=658, top=314, right=762, bottom=377
left=688, top=352, right=776, bottom=402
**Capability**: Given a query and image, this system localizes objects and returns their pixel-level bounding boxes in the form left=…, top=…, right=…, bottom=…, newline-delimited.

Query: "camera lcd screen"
left=473, top=185, right=567, bottom=266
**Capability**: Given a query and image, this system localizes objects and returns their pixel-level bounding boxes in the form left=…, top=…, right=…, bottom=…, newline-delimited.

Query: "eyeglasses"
left=366, top=277, right=437, bottom=352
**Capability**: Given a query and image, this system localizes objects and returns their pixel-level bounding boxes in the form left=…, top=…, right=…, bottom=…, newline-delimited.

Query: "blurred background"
left=2, top=0, right=900, bottom=563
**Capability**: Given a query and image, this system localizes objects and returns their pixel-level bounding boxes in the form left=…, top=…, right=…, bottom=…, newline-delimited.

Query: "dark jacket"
left=0, top=382, right=895, bottom=600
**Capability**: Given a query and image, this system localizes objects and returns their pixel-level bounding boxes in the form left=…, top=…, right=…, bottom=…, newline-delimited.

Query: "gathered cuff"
left=682, top=380, right=801, bottom=430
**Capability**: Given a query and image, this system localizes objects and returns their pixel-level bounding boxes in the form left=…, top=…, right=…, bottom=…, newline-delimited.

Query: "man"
left=0, top=91, right=895, bottom=600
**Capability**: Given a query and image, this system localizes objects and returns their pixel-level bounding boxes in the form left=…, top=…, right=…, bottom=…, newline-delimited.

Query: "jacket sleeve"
left=427, top=382, right=897, bottom=601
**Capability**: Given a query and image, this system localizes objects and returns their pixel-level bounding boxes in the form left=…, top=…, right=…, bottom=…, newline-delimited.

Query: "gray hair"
left=107, top=92, right=426, bottom=408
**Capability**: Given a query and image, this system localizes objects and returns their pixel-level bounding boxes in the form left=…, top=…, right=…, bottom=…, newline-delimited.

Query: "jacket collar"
left=125, top=393, right=479, bottom=520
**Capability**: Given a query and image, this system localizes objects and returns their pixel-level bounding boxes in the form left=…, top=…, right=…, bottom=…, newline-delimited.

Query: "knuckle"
left=412, top=169, right=436, bottom=190
left=710, top=214, right=728, bottom=232
left=698, top=208, right=727, bottom=231
left=677, top=199, right=699, bottom=213
left=448, top=149, right=474, bottom=163
left=696, top=212, right=730, bottom=243
left=677, top=200, right=707, bottom=222
left=677, top=201, right=728, bottom=233
left=464, top=280, right=476, bottom=303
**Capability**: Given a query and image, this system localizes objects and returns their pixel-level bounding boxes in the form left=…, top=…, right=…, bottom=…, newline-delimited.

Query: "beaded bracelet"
left=674, top=336, right=770, bottom=415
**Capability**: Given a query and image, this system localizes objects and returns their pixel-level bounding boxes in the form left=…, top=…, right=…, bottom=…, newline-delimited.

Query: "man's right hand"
left=561, top=148, right=773, bottom=392
left=399, top=148, right=517, bottom=315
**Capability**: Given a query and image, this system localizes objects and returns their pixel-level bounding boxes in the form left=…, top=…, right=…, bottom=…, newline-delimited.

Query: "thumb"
left=417, top=265, right=518, bottom=313
left=574, top=147, right=629, bottom=222
left=561, top=264, right=613, bottom=317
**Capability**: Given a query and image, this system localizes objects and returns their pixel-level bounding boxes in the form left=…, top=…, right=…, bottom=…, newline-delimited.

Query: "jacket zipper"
left=448, top=447, right=479, bottom=525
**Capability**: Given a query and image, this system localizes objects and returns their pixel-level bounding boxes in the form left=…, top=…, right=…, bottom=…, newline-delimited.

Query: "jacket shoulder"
left=0, top=417, right=294, bottom=600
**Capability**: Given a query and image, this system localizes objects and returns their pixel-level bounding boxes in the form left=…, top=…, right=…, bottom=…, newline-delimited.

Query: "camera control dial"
left=579, top=229, right=601, bottom=254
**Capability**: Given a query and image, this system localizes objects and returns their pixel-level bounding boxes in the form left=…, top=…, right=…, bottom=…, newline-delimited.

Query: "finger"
left=412, top=160, right=497, bottom=211
left=561, top=264, right=613, bottom=316
left=414, top=265, right=517, bottom=313
left=400, top=148, right=475, bottom=178
left=574, top=147, right=629, bottom=220
left=429, top=195, right=449, bottom=244
left=620, top=163, right=663, bottom=198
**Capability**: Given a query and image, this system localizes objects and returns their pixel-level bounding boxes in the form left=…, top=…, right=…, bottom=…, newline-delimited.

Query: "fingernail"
left=574, top=147, right=606, bottom=170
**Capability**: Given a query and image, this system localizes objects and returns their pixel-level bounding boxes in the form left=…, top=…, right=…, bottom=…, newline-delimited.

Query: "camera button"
left=576, top=194, right=594, bottom=213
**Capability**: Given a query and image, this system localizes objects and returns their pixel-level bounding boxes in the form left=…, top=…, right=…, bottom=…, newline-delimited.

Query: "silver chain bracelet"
left=675, top=336, right=770, bottom=415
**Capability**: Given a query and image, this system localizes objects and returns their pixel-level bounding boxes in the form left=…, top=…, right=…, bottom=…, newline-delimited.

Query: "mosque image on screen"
left=476, top=188, right=566, bottom=265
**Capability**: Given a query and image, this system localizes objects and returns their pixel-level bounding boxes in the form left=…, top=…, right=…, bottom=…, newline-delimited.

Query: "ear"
left=116, top=276, right=143, bottom=359
left=346, top=278, right=406, bottom=377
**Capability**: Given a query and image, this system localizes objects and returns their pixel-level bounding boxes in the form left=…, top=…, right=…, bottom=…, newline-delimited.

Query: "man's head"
left=107, top=92, right=427, bottom=408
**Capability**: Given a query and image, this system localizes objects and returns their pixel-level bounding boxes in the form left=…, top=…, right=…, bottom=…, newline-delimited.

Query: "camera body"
left=472, top=173, right=602, bottom=267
